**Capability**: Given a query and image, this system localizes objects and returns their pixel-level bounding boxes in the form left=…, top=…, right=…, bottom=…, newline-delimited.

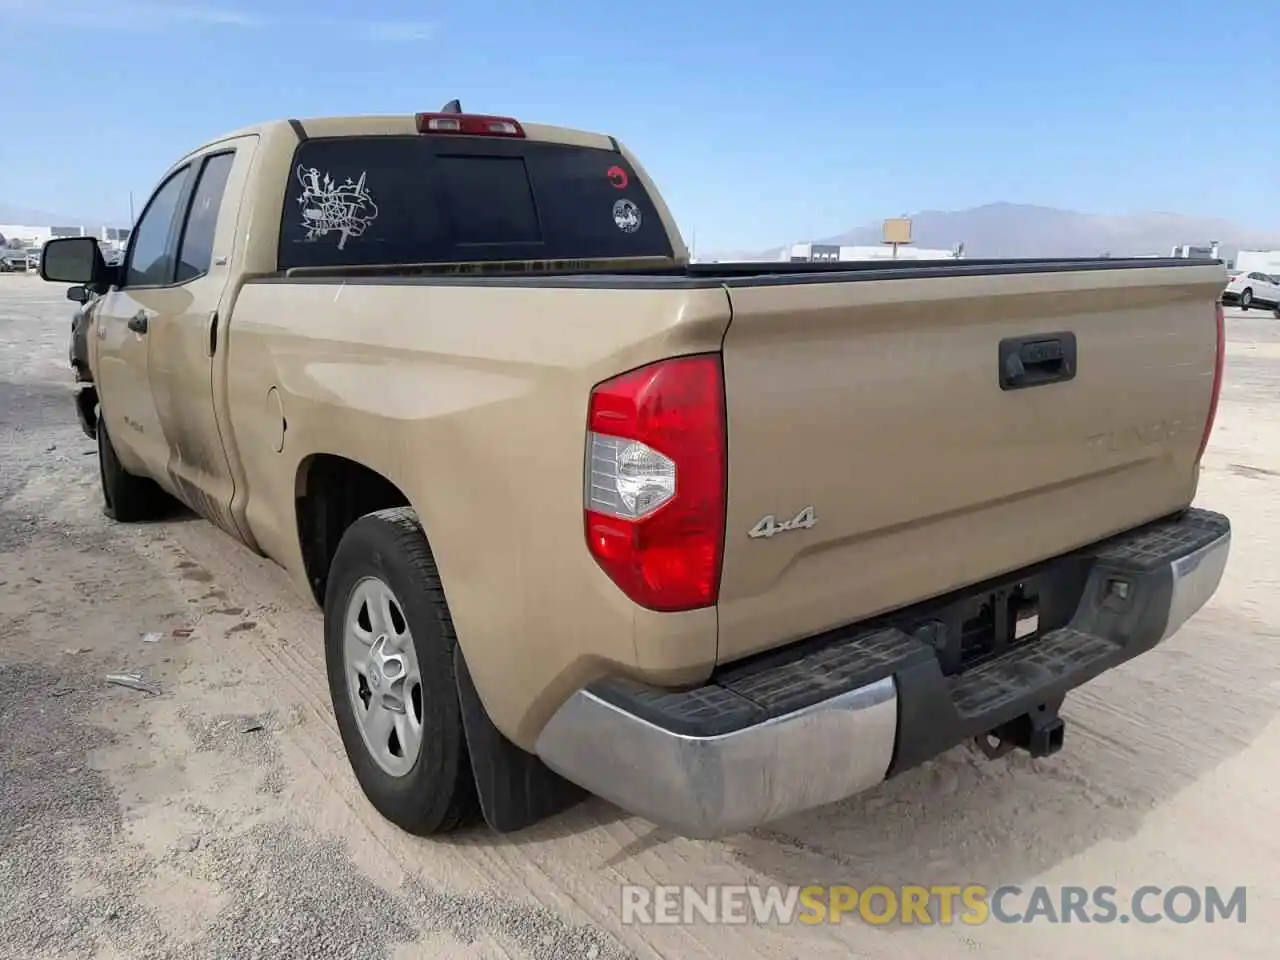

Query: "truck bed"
left=277, top=255, right=1220, bottom=284
left=252, top=255, right=1225, bottom=668
left=686, top=255, right=1221, bottom=279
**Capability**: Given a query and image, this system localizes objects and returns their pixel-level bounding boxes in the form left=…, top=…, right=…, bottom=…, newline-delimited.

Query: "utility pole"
left=128, top=191, right=135, bottom=225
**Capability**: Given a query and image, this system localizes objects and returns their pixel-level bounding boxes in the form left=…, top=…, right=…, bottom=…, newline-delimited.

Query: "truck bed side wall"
left=224, top=280, right=731, bottom=748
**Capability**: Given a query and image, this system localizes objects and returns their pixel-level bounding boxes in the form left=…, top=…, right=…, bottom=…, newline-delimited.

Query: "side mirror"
left=40, top=236, right=109, bottom=286
left=66, top=285, right=90, bottom=304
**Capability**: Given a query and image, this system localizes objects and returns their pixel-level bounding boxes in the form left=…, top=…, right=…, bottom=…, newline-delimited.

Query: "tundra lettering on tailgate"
left=1085, top=418, right=1193, bottom=454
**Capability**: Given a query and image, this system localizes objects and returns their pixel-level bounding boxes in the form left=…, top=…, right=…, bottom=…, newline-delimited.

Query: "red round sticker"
left=606, top=165, right=629, bottom=189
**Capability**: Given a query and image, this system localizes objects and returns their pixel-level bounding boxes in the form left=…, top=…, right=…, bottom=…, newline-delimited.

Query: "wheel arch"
left=294, top=452, right=412, bottom=605
left=298, top=458, right=586, bottom=832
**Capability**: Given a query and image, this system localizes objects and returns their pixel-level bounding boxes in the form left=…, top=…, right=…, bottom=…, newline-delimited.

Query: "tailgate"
left=716, top=262, right=1225, bottom=664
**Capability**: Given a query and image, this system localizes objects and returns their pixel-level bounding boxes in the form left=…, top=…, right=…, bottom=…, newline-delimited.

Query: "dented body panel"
left=225, top=278, right=730, bottom=743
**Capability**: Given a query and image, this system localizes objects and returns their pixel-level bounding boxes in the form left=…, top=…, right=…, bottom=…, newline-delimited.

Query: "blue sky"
left=0, top=0, right=1275, bottom=251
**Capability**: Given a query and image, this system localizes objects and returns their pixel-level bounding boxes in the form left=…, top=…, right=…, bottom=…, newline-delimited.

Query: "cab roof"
left=182, top=113, right=617, bottom=166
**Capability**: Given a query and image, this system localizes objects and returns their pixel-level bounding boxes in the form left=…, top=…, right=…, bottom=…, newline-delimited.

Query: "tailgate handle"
left=999, top=332, right=1077, bottom=391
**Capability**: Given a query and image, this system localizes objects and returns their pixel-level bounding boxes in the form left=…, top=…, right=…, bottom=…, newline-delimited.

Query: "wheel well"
left=295, top=454, right=410, bottom=604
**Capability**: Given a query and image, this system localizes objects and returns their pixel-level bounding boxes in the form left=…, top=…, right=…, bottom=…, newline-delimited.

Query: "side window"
left=175, top=152, right=235, bottom=283
left=125, top=168, right=190, bottom=287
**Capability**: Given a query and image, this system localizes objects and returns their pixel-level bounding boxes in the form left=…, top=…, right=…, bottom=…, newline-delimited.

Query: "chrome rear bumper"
left=535, top=509, right=1230, bottom=839
left=536, top=675, right=897, bottom=839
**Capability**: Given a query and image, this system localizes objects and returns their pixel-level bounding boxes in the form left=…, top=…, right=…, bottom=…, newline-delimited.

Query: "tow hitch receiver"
left=975, top=706, right=1066, bottom=760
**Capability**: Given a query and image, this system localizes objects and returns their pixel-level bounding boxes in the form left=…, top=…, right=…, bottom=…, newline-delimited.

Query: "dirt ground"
left=0, top=273, right=1276, bottom=960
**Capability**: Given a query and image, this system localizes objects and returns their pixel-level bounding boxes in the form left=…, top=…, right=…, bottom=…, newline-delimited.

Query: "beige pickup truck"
left=41, top=107, right=1231, bottom=840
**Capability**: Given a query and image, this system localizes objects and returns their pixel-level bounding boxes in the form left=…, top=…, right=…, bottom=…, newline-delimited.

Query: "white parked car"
left=1224, top=270, right=1280, bottom=311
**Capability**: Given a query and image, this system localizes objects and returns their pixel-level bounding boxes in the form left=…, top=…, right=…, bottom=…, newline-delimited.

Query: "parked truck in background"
left=1234, top=249, right=1280, bottom=277
left=42, top=107, right=1231, bottom=840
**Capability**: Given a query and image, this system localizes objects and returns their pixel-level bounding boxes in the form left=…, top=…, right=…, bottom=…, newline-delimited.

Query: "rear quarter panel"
left=224, top=278, right=730, bottom=747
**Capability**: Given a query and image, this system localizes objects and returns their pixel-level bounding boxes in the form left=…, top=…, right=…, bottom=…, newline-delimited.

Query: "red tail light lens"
left=1197, top=301, right=1225, bottom=463
left=584, top=354, right=727, bottom=612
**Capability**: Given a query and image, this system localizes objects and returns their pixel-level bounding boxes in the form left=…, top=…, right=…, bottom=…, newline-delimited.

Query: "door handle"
left=127, top=311, right=149, bottom=334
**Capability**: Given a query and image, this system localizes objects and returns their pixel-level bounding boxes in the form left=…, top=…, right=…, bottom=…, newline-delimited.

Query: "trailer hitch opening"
left=974, top=704, right=1066, bottom=760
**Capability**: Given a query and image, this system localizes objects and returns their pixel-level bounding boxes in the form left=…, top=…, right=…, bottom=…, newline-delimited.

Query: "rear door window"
left=175, top=151, right=235, bottom=283
left=278, top=135, right=674, bottom=270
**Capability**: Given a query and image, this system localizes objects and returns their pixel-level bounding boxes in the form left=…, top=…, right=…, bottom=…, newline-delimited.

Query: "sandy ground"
left=0, top=272, right=1276, bottom=959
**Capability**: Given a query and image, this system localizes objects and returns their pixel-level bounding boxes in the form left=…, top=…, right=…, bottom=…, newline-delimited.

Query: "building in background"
left=1234, top=249, right=1280, bottom=274
left=777, top=217, right=963, bottom=263
left=0, top=223, right=132, bottom=257
left=1169, top=241, right=1221, bottom=260
left=777, top=241, right=963, bottom=262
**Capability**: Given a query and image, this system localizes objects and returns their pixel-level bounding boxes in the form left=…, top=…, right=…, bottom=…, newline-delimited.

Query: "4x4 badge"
left=748, top=506, right=817, bottom=540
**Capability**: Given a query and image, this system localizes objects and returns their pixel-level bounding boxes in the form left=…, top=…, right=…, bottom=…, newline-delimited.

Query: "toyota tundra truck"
left=41, top=106, right=1231, bottom=840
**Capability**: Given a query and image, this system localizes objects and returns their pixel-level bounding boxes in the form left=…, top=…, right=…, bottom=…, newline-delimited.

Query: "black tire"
left=323, top=506, right=480, bottom=835
left=97, top=414, right=167, bottom=522
left=1240, top=288, right=1252, bottom=310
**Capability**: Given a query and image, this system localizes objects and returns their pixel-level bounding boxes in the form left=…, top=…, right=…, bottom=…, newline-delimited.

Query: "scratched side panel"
left=221, top=279, right=732, bottom=748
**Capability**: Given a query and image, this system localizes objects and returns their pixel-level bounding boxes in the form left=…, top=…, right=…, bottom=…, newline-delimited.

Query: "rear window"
left=278, top=135, right=674, bottom=270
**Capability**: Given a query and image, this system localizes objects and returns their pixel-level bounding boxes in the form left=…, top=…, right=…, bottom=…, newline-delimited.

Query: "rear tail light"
left=584, top=355, right=726, bottom=612
left=1196, top=301, right=1225, bottom=463
left=415, top=112, right=525, bottom=138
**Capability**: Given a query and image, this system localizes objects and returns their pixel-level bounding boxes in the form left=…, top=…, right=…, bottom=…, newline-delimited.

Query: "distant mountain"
left=819, top=203, right=1280, bottom=260
left=704, top=203, right=1280, bottom=262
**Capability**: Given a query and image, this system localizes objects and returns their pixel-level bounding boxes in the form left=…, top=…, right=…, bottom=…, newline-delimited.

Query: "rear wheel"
left=97, top=414, right=168, bottom=522
left=1240, top=288, right=1253, bottom=309
left=323, top=507, right=480, bottom=835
